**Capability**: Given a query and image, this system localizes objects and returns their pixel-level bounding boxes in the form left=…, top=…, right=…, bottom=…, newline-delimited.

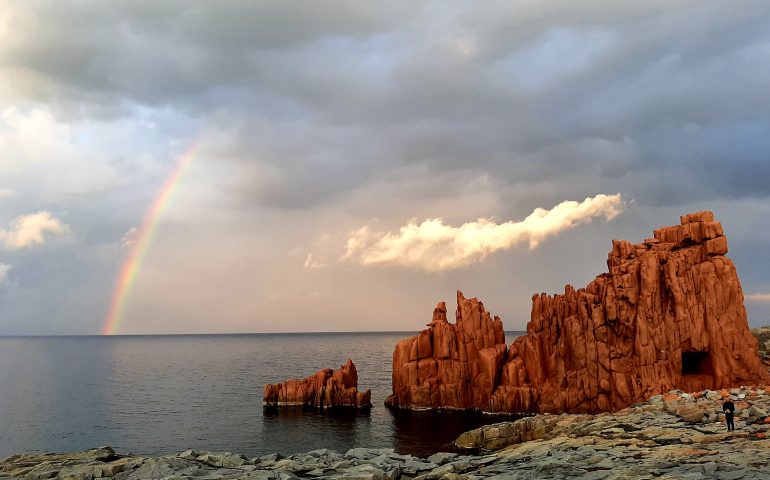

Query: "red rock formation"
left=387, top=211, right=770, bottom=414
left=386, top=292, right=506, bottom=410
left=263, top=359, right=371, bottom=409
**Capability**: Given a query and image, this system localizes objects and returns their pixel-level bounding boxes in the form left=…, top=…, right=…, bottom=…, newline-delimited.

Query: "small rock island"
left=263, top=359, right=372, bottom=410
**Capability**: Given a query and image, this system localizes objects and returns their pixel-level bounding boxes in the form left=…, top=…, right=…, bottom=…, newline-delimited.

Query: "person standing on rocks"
left=723, top=399, right=736, bottom=432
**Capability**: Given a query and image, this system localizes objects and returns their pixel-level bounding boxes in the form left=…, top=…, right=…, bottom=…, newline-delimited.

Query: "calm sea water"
left=0, top=332, right=523, bottom=459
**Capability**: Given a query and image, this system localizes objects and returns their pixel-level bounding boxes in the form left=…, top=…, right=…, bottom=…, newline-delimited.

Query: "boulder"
left=263, top=359, right=372, bottom=409
left=454, top=416, right=562, bottom=450
left=674, top=404, right=707, bottom=423
left=387, top=212, right=770, bottom=414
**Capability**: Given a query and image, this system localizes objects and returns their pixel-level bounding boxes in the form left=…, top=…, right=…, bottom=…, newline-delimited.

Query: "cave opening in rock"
left=681, top=351, right=713, bottom=376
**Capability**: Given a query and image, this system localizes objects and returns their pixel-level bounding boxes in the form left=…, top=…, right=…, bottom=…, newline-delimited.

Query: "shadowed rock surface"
left=753, top=326, right=770, bottom=367
left=387, top=211, right=770, bottom=414
left=263, top=359, right=371, bottom=409
left=385, top=292, right=506, bottom=411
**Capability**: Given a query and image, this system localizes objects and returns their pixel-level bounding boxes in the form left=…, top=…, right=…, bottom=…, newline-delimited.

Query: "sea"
left=0, top=332, right=524, bottom=459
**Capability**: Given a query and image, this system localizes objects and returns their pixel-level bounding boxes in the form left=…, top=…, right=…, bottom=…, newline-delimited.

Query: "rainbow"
left=102, top=142, right=200, bottom=335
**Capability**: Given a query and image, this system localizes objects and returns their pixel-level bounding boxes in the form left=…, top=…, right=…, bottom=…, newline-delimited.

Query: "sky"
left=1, top=0, right=770, bottom=335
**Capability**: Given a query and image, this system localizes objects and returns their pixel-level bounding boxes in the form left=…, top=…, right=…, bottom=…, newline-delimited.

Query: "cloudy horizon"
left=1, top=1, right=770, bottom=335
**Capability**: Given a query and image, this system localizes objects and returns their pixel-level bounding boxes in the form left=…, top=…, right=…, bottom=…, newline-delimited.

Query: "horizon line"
left=0, top=329, right=528, bottom=338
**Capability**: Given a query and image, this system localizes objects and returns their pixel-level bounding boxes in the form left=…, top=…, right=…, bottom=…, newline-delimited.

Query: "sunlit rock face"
left=263, top=359, right=372, bottom=409
left=386, top=292, right=507, bottom=411
left=387, top=211, right=770, bottom=414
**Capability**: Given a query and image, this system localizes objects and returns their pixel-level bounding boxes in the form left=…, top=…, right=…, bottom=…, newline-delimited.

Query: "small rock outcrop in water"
left=387, top=211, right=770, bottom=414
left=263, top=359, right=372, bottom=409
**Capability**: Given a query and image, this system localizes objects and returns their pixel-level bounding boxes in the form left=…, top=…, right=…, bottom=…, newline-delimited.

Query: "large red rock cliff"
left=386, top=211, right=770, bottom=414
left=264, top=359, right=372, bottom=409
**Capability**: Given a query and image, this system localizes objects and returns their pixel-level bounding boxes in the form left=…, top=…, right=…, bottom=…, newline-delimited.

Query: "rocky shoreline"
left=4, top=385, right=770, bottom=480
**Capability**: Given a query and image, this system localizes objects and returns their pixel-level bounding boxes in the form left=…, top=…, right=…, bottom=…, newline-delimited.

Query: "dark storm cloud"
left=1, top=1, right=413, bottom=109
left=4, top=0, right=770, bottom=210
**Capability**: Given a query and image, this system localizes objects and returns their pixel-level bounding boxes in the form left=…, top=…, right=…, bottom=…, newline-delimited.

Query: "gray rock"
left=345, top=448, right=394, bottom=460
left=471, top=455, right=498, bottom=466
left=307, top=448, right=334, bottom=457
left=386, top=452, right=413, bottom=463
left=256, top=453, right=281, bottom=466
left=384, top=465, right=401, bottom=480
left=744, top=405, right=768, bottom=422
left=331, top=460, right=356, bottom=470
left=124, top=460, right=178, bottom=479
left=580, top=470, right=613, bottom=480
left=402, top=459, right=439, bottom=475
left=719, top=469, right=749, bottom=480
left=337, top=464, right=387, bottom=480
left=274, top=471, right=300, bottom=480
left=240, top=472, right=278, bottom=480
left=427, top=452, right=458, bottom=465
left=177, top=449, right=196, bottom=459
left=24, top=470, right=59, bottom=480
left=699, top=462, right=717, bottom=475
left=591, top=458, right=615, bottom=470
left=705, top=390, right=722, bottom=400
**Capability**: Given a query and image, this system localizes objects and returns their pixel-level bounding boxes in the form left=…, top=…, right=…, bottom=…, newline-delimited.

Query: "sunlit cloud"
left=303, top=253, right=326, bottom=270
left=0, top=189, right=14, bottom=197
left=746, top=293, right=770, bottom=303
left=342, top=194, right=624, bottom=271
left=0, top=211, right=70, bottom=250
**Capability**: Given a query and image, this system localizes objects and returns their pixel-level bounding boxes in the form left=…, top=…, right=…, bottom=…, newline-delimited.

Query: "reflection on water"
left=262, top=407, right=372, bottom=454
left=261, top=406, right=518, bottom=457
left=388, top=408, right=520, bottom=457
left=0, top=332, right=524, bottom=458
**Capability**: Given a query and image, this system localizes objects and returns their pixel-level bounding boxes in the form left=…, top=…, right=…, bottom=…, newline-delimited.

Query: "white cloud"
left=0, top=189, right=14, bottom=197
left=342, top=193, right=624, bottom=271
left=746, top=293, right=770, bottom=303
left=0, top=108, right=137, bottom=199
left=303, top=253, right=326, bottom=270
left=121, top=226, right=138, bottom=248
left=0, top=211, right=70, bottom=249
left=0, top=263, right=10, bottom=285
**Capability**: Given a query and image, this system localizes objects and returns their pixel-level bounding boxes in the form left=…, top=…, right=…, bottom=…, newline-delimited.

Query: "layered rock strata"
left=387, top=211, right=770, bottom=414
left=263, top=359, right=371, bottom=409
